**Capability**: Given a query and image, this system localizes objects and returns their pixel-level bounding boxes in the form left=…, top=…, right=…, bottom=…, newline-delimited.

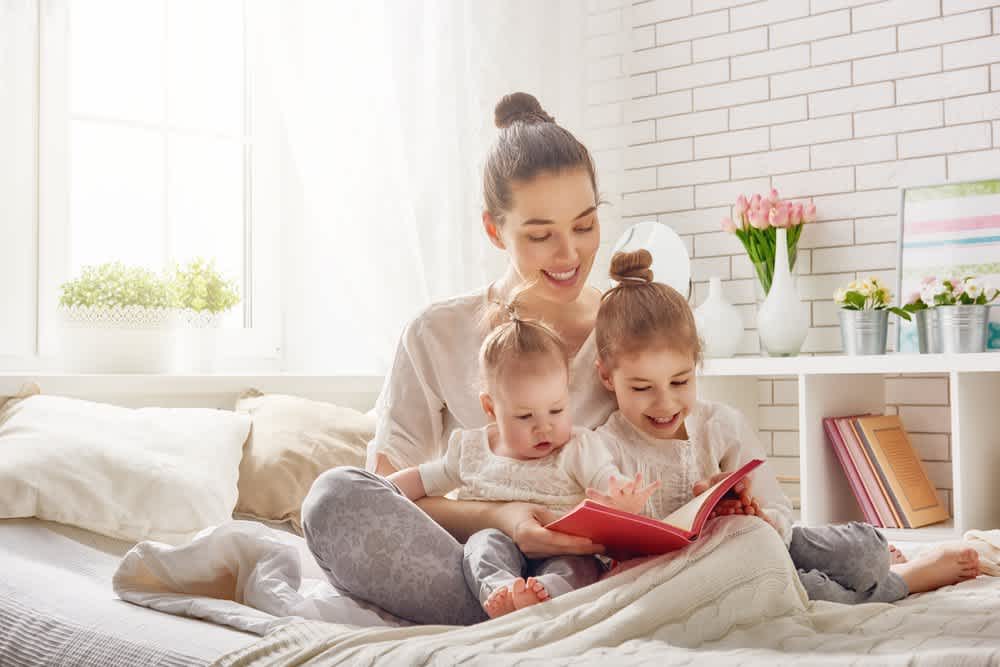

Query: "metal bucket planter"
left=937, top=305, right=990, bottom=353
left=914, top=308, right=940, bottom=354
left=839, top=309, right=889, bottom=355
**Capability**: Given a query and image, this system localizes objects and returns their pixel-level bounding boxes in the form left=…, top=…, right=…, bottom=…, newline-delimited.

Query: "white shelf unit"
left=698, top=352, right=1000, bottom=542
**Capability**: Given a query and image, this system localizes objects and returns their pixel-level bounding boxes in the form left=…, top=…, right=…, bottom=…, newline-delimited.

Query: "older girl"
left=591, top=249, right=980, bottom=603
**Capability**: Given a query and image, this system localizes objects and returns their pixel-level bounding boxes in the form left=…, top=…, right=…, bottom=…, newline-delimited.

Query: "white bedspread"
left=113, top=518, right=1000, bottom=666
left=113, top=520, right=408, bottom=635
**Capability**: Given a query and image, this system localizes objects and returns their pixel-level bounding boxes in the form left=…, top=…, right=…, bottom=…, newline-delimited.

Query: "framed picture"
left=897, top=179, right=1000, bottom=353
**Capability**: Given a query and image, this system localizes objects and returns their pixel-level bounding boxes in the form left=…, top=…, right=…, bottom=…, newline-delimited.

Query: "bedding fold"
left=113, top=520, right=408, bottom=635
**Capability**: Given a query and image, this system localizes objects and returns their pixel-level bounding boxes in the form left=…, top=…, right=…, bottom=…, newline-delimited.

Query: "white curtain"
left=0, top=0, right=39, bottom=361
left=266, top=0, right=588, bottom=373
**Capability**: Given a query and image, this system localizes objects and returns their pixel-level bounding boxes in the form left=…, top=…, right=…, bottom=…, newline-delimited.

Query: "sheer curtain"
left=266, top=0, right=588, bottom=373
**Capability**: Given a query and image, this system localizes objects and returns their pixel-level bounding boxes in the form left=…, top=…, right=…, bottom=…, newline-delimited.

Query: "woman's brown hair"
left=483, top=92, right=598, bottom=225
left=479, top=284, right=568, bottom=389
left=595, top=249, right=702, bottom=368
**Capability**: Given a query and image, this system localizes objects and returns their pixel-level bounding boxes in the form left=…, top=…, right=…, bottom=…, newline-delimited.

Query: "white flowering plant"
left=167, top=257, right=240, bottom=313
left=834, top=276, right=911, bottom=320
left=919, top=275, right=999, bottom=307
left=60, top=262, right=171, bottom=309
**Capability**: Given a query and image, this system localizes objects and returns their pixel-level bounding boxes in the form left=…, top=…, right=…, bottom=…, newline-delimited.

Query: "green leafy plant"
left=59, top=262, right=171, bottom=309
left=167, top=257, right=240, bottom=313
left=834, top=276, right=910, bottom=320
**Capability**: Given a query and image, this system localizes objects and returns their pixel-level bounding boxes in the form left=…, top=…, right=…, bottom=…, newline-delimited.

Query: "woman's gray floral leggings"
left=301, top=466, right=488, bottom=625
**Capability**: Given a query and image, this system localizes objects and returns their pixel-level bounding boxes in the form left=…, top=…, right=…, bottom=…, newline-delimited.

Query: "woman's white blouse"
left=368, top=287, right=617, bottom=471
left=597, top=402, right=794, bottom=545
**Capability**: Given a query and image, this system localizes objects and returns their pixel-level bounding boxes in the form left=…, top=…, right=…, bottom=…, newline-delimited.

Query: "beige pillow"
left=234, top=390, right=373, bottom=533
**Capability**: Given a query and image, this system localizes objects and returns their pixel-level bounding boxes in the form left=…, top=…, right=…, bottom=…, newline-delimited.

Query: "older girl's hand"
left=493, top=502, right=604, bottom=559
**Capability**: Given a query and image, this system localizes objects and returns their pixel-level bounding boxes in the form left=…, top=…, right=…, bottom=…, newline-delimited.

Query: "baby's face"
left=601, top=345, right=697, bottom=441
left=488, top=360, right=573, bottom=460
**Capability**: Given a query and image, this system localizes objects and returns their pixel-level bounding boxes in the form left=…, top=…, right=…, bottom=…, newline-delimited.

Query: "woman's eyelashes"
left=526, top=225, right=595, bottom=242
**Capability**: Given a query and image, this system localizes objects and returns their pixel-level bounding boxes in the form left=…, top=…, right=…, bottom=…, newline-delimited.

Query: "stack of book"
left=823, top=414, right=949, bottom=529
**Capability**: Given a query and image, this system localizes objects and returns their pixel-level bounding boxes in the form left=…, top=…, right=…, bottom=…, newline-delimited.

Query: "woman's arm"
left=376, top=454, right=604, bottom=557
left=387, top=467, right=427, bottom=502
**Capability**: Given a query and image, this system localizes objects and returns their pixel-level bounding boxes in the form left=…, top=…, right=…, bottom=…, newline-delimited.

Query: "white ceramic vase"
left=756, top=227, right=808, bottom=357
left=694, top=276, right=743, bottom=358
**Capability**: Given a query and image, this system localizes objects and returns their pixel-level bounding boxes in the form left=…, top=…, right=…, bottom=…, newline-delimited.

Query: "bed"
left=3, top=513, right=1000, bottom=666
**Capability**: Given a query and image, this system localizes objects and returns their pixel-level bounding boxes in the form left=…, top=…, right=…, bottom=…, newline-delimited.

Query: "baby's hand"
left=586, top=473, right=661, bottom=515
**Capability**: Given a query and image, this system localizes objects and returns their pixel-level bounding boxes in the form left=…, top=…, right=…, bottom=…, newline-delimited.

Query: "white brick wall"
left=607, top=0, right=1000, bottom=512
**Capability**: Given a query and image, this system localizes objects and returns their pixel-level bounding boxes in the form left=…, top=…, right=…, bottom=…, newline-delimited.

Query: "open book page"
left=661, top=475, right=732, bottom=533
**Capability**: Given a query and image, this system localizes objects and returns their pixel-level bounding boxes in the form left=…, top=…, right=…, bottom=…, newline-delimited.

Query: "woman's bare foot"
left=892, top=544, right=980, bottom=594
left=485, top=577, right=549, bottom=618
left=888, top=543, right=907, bottom=564
left=484, top=585, right=516, bottom=619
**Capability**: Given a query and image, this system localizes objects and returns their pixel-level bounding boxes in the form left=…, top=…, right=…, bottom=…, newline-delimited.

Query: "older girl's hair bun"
left=609, top=249, right=654, bottom=285
left=494, top=92, right=555, bottom=129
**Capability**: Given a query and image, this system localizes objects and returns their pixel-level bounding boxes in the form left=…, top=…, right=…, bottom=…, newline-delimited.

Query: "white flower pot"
left=58, top=305, right=174, bottom=373
left=173, top=309, right=224, bottom=373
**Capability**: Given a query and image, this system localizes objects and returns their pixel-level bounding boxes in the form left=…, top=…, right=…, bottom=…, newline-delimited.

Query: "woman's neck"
left=491, top=266, right=598, bottom=331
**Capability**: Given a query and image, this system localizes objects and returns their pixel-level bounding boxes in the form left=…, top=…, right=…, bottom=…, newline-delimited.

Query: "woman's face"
left=489, top=168, right=600, bottom=305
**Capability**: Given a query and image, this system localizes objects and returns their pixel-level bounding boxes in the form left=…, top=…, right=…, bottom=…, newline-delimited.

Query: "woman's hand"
left=586, top=474, right=661, bottom=515
left=493, top=502, right=604, bottom=559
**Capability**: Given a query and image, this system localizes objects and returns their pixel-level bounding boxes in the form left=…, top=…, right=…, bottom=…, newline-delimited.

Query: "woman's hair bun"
left=609, top=249, right=653, bottom=284
left=494, top=92, right=555, bottom=129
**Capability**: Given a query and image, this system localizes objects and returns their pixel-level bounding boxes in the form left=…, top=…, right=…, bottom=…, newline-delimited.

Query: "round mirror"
left=609, top=220, right=691, bottom=298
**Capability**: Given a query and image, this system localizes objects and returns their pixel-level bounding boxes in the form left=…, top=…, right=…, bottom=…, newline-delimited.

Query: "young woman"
left=301, top=92, right=617, bottom=625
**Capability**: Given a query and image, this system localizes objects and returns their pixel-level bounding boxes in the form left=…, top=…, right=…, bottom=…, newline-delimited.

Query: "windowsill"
left=0, top=371, right=384, bottom=397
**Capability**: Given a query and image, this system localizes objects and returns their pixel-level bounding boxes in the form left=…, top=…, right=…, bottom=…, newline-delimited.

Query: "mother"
left=302, top=92, right=617, bottom=626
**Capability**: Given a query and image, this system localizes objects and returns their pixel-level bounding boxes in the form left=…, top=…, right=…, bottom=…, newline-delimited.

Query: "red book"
left=823, top=416, right=882, bottom=527
left=545, top=459, right=764, bottom=558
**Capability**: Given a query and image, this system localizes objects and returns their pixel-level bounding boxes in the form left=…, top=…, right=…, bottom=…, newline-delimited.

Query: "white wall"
left=581, top=0, right=1000, bottom=510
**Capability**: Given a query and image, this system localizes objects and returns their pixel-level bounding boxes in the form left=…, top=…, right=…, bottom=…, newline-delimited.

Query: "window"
left=26, top=0, right=280, bottom=365
left=68, top=0, right=248, bottom=326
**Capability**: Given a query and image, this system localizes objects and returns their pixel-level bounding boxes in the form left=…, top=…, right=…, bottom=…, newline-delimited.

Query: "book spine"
left=852, top=418, right=911, bottom=529
left=822, top=417, right=881, bottom=526
left=836, top=417, right=897, bottom=528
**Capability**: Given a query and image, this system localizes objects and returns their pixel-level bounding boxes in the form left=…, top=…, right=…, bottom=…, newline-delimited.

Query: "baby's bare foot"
left=484, top=585, right=516, bottom=619
left=893, top=544, right=980, bottom=594
left=888, top=543, right=907, bottom=564
left=510, top=577, right=549, bottom=610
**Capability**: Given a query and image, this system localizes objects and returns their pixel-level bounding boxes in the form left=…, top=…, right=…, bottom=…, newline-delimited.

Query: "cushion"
left=0, top=391, right=251, bottom=544
left=233, top=390, right=373, bottom=533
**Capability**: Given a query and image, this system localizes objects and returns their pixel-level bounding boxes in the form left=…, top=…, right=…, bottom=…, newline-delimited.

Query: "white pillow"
left=0, top=393, right=251, bottom=544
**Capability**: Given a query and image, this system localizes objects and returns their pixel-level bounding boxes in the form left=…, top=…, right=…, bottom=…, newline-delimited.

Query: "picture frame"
left=896, top=179, right=1000, bottom=353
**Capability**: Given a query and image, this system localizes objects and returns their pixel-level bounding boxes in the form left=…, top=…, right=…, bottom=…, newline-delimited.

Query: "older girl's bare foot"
left=484, top=585, right=516, bottom=619
left=893, top=544, right=980, bottom=594
left=510, top=576, right=549, bottom=610
left=888, top=543, right=907, bottom=564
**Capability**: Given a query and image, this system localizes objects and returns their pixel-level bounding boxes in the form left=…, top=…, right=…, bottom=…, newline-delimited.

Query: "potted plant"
left=168, top=258, right=240, bottom=372
left=721, top=189, right=814, bottom=356
left=920, top=276, right=998, bottom=353
left=58, top=262, right=174, bottom=372
left=834, top=277, right=911, bottom=356
left=900, top=277, right=939, bottom=354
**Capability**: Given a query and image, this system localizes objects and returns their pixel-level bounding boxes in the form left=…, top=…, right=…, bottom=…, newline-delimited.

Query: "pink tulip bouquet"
left=721, top=188, right=815, bottom=295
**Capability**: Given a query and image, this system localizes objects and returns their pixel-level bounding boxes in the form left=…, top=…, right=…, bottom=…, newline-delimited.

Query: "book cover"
left=545, top=458, right=764, bottom=558
left=823, top=416, right=881, bottom=526
left=834, top=417, right=898, bottom=528
left=854, top=415, right=950, bottom=529
left=850, top=417, right=910, bottom=529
